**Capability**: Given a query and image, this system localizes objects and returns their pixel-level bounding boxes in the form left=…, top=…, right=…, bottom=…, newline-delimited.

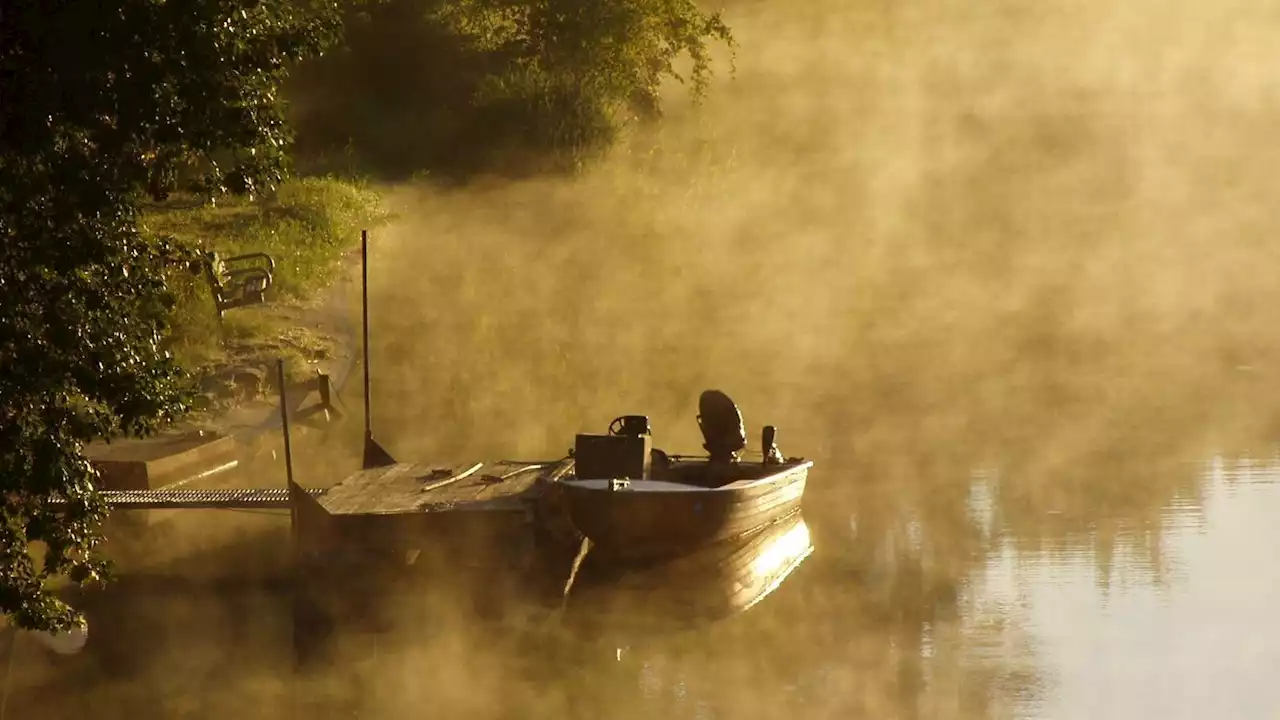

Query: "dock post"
left=278, top=359, right=305, bottom=675
left=276, top=360, right=300, bottom=540
left=359, top=229, right=396, bottom=470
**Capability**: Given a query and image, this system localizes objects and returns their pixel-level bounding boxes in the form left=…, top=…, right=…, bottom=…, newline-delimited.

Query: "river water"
left=958, top=455, right=1280, bottom=719
left=13, top=1, right=1280, bottom=718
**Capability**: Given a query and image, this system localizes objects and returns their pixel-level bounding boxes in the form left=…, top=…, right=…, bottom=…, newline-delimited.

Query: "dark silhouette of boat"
left=554, top=390, right=812, bottom=563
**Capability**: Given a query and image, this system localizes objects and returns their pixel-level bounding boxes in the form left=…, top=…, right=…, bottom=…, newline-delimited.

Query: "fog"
left=368, top=0, right=1280, bottom=494
left=14, top=1, right=1280, bottom=718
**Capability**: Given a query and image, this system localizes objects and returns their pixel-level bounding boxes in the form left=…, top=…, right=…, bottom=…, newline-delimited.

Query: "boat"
left=554, top=390, right=812, bottom=562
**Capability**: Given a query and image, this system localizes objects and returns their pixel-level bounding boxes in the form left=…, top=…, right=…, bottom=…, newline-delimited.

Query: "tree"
left=445, top=0, right=735, bottom=154
left=289, top=0, right=734, bottom=178
left=0, top=0, right=344, bottom=632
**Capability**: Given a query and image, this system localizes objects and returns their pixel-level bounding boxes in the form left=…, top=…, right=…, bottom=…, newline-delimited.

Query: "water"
left=12, top=347, right=1280, bottom=720
left=571, top=449, right=1280, bottom=720
left=979, top=456, right=1280, bottom=720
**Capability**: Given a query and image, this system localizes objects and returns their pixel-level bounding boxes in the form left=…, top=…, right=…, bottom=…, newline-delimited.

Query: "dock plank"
left=316, top=460, right=550, bottom=517
left=419, top=462, right=545, bottom=511
left=293, top=459, right=575, bottom=556
left=318, top=462, right=455, bottom=515
left=474, top=464, right=547, bottom=501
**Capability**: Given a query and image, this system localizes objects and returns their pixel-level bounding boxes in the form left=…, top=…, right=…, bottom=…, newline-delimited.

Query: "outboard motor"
left=762, top=425, right=785, bottom=465
left=697, top=390, right=747, bottom=464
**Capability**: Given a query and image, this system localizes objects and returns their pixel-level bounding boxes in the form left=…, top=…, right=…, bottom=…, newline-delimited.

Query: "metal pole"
left=276, top=359, right=307, bottom=690
left=277, top=359, right=296, bottom=493
left=358, top=231, right=395, bottom=469
left=361, top=229, right=372, bottom=442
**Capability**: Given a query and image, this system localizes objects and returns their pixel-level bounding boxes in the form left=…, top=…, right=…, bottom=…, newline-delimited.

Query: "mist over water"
left=354, top=1, right=1280, bottom=715
left=13, top=1, right=1280, bottom=718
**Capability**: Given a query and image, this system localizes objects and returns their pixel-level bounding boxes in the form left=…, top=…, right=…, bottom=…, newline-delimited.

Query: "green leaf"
left=0, top=0, right=344, bottom=632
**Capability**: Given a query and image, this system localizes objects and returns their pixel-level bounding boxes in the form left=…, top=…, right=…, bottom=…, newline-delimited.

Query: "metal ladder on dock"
left=98, top=487, right=327, bottom=511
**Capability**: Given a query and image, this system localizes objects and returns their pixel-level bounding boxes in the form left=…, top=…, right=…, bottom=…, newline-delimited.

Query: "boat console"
left=574, top=415, right=653, bottom=481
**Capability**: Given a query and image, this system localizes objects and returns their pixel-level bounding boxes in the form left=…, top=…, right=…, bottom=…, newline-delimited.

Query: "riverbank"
left=141, top=177, right=387, bottom=416
left=81, top=178, right=387, bottom=492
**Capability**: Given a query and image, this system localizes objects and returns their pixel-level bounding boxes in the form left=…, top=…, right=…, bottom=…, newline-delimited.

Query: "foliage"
left=290, top=0, right=734, bottom=179
left=144, top=177, right=387, bottom=377
left=0, top=0, right=345, bottom=632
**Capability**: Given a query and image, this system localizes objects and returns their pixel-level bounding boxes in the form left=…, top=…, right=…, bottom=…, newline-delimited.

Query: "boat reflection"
left=563, top=512, right=814, bottom=639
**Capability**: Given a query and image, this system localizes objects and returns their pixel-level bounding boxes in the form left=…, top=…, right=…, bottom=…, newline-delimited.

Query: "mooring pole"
left=360, top=229, right=395, bottom=469
left=361, top=229, right=372, bottom=443
left=276, top=359, right=298, bottom=518
left=277, top=358, right=308, bottom=686
left=278, top=360, right=296, bottom=483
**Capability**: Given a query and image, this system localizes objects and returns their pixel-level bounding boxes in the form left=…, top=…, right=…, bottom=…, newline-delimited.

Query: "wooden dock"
left=290, top=458, right=574, bottom=557
left=284, top=456, right=582, bottom=665
left=85, top=430, right=239, bottom=490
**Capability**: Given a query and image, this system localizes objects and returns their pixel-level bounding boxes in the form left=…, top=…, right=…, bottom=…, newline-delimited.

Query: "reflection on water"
left=10, top=407, right=1280, bottom=720
left=975, top=455, right=1280, bottom=720
left=565, top=512, right=813, bottom=641
left=11, top=449, right=1278, bottom=720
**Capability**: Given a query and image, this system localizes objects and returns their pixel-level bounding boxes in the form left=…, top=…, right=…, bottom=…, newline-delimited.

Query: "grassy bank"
left=141, top=177, right=387, bottom=398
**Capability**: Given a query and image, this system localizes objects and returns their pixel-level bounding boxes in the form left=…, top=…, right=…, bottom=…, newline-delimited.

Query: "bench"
left=202, top=251, right=275, bottom=318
